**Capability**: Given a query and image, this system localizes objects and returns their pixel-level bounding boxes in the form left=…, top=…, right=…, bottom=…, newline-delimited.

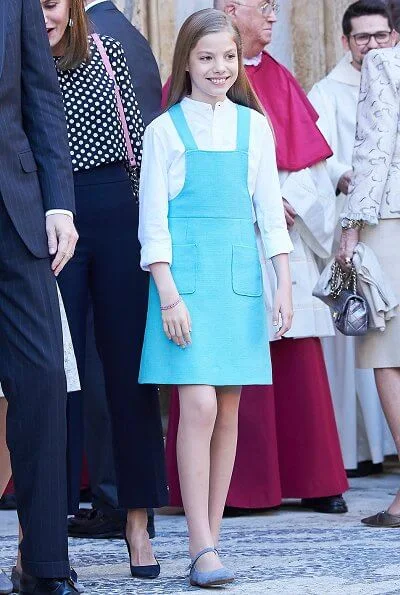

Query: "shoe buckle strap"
left=190, top=547, right=217, bottom=570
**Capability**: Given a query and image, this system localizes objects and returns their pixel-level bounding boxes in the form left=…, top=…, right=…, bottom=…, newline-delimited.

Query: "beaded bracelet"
left=161, top=296, right=182, bottom=311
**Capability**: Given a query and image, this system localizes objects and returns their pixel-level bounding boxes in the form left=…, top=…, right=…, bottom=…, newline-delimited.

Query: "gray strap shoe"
left=0, top=570, right=13, bottom=595
left=189, top=547, right=235, bottom=588
left=361, top=510, right=400, bottom=527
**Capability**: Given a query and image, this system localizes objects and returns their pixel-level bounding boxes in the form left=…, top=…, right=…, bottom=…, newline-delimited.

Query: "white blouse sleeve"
left=138, top=123, right=172, bottom=271
left=252, top=121, right=293, bottom=259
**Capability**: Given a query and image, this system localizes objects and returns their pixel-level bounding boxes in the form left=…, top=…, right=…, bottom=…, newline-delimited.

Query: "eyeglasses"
left=350, top=30, right=392, bottom=46
left=233, top=1, right=279, bottom=16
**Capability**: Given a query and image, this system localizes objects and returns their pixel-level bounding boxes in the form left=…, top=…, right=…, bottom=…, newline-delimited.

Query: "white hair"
left=214, top=0, right=227, bottom=10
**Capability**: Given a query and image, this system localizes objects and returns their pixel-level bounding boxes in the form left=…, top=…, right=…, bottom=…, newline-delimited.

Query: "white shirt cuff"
left=46, top=209, right=74, bottom=218
left=140, top=242, right=172, bottom=272
left=263, top=231, right=294, bottom=260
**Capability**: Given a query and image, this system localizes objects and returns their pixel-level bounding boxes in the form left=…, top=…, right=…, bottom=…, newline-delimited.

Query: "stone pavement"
left=1, top=465, right=400, bottom=594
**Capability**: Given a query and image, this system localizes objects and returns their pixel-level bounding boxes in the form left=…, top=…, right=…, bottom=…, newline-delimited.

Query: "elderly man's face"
left=231, top=1, right=278, bottom=50
left=343, top=14, right=396, bottom=70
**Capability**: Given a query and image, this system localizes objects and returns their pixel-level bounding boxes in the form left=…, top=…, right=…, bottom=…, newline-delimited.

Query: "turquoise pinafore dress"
left=139, top=102, right=272, bottom=386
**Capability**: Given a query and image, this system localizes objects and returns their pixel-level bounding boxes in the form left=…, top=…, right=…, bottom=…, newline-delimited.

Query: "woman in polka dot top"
left=41, top=0, right=168, bottom=580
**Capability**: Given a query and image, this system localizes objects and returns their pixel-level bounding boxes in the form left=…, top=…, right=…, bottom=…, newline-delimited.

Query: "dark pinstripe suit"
left=0, top=0, right=74, bottom=579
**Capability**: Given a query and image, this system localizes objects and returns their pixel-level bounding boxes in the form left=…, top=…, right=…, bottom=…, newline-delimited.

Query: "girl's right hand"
left=162, top=300, right=192, bottom=348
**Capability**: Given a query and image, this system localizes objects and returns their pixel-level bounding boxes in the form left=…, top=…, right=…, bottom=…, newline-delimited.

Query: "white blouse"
left=138, top=97, right=292, bottom=270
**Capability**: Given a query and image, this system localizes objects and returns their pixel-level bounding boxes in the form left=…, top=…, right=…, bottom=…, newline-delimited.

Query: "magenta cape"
left=245, top=52, right=332, bottom=172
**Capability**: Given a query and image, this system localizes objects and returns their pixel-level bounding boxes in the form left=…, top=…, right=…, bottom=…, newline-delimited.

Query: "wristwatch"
left=341, top=218, right=365, bottom=230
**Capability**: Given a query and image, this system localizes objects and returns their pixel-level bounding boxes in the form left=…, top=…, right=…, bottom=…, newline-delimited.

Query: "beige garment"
left=357, top=219, right=400, bottom=369
left=353, top=243, right=399, bottom=331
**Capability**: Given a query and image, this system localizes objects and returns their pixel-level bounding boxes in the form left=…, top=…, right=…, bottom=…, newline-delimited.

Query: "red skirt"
left=165, top=337, right=348, bottom=508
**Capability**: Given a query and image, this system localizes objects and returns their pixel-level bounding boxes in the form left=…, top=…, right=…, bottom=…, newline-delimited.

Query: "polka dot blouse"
left=55, top=35, right=144, bottom=175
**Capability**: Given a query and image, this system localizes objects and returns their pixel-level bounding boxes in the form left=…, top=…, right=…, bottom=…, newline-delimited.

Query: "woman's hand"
left=336, top=228, right=359, bottom=271
left=162, top=300, right=192, bottom=348
left=273, top=285, right=293, bottom=338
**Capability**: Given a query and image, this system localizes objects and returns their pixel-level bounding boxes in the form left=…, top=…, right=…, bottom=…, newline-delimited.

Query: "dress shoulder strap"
left=168, top=104, right=198, bottom=151
left=236, top=105, right=251, bottom=153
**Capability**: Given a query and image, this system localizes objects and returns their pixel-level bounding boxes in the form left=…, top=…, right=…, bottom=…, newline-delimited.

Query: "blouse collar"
left=181, top=96, right=236, bottom=116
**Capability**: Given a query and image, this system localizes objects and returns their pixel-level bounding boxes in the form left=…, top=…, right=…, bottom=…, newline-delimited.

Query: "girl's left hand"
left=272, top=286, right=293, bottom=338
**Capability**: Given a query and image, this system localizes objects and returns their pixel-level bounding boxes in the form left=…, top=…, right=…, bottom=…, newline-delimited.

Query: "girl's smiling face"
left=187, top=31, right=239, bottom=105
left=41, top=0, right=71, bottom=55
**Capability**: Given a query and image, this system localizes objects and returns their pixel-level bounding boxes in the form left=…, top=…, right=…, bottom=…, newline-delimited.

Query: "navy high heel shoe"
left=124, top=536, right=160, bottom=579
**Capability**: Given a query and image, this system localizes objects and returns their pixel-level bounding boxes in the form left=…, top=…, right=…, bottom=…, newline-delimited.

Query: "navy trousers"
left=83, top=305, right=120, bottom=516
left=58, top=163, right=167, bottom=510
left=0, top=196, right=69, bottom=577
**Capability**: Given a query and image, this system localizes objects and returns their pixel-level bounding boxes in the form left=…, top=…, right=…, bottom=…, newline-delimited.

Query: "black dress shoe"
left=0, top=494, right=17, bottom=510
left=346, top=461, right=384, bottom=478
left=68, top=509, right=123, bottom=539
left=19, top=575, right=78, bottom=595
left=14, top=569, right=84, bottom=594
left=68, top=508, right=155, bottom=540
left=301, top=495, right=348, bottom=514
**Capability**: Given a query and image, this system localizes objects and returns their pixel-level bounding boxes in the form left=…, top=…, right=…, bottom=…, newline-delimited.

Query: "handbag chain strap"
left=330, top=262, right=357, bottom=299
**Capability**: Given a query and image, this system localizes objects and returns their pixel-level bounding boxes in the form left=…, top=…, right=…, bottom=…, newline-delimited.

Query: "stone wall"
left=114, top=0, right=175, bottom=81
left=293, top=0, right=354, bottom=90
left=115, top=0, right=354, bottom=89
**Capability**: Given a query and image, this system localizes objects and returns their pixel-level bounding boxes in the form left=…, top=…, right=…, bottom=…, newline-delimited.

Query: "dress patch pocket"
left=171, top=244, right=197, bottom=295
left=232, top=245, right=263, bottom=297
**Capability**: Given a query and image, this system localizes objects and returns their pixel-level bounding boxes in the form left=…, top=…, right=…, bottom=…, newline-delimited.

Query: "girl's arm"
left=252, top=118, right=294, bottom=337
left=252, top=121, right=294, bottom=260
left=149, top=263, right=192, bottom=348
left=271, top=254, right=293, bottom=338
left=139, top=124, right=191, bottom=348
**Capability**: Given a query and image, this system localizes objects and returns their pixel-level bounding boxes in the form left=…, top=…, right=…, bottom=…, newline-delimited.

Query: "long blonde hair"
left=166, top=8, right=264, bottom=115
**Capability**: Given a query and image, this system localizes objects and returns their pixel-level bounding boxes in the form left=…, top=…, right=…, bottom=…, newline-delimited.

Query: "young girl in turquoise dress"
left=139, top=8, right=293, bottom=588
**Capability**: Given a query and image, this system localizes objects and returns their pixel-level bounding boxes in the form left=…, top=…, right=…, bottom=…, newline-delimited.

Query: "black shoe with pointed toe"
left=124, top=536, right=160, bottom=579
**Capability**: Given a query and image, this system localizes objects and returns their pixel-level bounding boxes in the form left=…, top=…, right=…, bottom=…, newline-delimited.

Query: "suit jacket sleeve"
left=21, top=0, right=75, bottom=213
left=343, top=50, right=399, bottom=224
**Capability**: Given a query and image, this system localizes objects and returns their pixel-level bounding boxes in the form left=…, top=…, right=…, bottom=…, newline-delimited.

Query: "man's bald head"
left=213, top=1, right=277, bottom=59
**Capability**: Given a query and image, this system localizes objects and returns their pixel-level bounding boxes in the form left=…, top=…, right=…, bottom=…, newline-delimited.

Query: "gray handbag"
left=314, top=262, right=369, bottom=336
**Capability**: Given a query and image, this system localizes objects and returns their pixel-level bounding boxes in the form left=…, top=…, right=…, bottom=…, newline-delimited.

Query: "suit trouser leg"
left=0, top=198, right=69, bottom=578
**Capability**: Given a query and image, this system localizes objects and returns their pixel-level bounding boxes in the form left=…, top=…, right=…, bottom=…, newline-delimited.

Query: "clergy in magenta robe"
left=308, top=52, right=396, bottom=472
left=165, top=51, right=349, bottom=509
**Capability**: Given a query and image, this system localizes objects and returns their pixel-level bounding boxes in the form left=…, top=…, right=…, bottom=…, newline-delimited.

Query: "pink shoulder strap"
left=91, top=34, right=137, bottom=168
